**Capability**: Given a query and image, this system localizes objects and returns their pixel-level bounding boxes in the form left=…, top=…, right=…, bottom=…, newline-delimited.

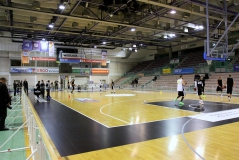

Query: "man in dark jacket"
left=23, top=79, right=28, bottom=95
left=13, top=80, right=17, bottom=96
left=0, top=77, right=11, bottom=131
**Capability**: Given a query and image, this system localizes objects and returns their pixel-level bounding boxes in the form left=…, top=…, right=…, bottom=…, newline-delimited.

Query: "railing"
left=21, top=90, right=59, bottom=160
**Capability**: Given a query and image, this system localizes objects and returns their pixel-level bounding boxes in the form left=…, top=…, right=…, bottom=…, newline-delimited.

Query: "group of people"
left=216, top=75, right=234, bottom=101
left=175, top=74, right=234, bottom=108
left=35, top=80, right=51, bottom=99
left=131, top=78, right=139, bottom=88
left=13, top=79, right=28, bottom=96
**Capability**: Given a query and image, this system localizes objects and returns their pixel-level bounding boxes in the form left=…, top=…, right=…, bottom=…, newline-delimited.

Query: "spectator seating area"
left=127, top=60, right=153, bottom=73
left=144, top=58, right=169, bottom=72
left=176, top=51, right=206, bottom=69
left=114, top=77, right=130, bottom=86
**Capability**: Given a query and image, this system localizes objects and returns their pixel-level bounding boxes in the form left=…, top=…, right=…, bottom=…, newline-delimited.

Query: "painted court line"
left=52, top=98, right=109, bottom=128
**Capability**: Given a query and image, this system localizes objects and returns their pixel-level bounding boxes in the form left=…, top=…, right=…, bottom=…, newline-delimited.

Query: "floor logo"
left=75, top=98, right=99, bottom=103
left=190, top=108, right=239, bottom=122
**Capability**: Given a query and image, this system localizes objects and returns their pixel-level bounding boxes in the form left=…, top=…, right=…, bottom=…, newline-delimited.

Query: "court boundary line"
left=51, top=98, right=110, bottom=128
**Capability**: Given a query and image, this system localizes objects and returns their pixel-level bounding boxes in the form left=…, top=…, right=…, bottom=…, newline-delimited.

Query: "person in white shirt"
left=175, top=75, right=187, bottom=106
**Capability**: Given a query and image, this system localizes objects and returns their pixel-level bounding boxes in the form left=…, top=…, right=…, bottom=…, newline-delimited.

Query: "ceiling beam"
left=0, top=24, right=168, bottom=46
left=137, top=0, right=231, bottom=22
left=0, top=5, right=171, bottom=33
left=56, top=0, right=83, bottom=33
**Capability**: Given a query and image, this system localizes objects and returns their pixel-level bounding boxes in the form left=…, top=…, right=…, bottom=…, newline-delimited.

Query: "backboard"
left=204, top=40, right=227, bottom=61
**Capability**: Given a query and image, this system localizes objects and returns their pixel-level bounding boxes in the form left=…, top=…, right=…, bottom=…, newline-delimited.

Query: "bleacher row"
left=127, top=51, right=207, bottom=74
left=116, top=72, right=239, bottom=94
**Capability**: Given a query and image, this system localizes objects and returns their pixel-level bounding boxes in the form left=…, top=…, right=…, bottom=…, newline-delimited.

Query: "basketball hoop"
left=207, top=60, right=212, bottom=65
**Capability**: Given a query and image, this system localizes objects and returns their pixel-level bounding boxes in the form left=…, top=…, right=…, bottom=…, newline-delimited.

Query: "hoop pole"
left=206, top=0, right=210, bottom=56
left=209, top=13, right=239, bottom=55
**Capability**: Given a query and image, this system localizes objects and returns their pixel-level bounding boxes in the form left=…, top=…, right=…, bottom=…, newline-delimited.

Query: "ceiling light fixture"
left=48, top=24, right=54, bottom=28
left=59, top=4, right=65, bottom=10
left=129, top=47, right=132, bottom=51
left=109, top=13, right=113, bottom=17
left=133, top=44, right=136, bottom=47
left=131, top=28, right=136, bottom=32
left=170, top=10, right=176, bottom=14
left=102, top=41, right=106, bottom=45
left=135, top=49, right=137, bottom=52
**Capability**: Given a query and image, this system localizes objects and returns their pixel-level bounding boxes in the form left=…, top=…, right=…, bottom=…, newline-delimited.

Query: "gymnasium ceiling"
left=0, top=0, right=239, bottom=49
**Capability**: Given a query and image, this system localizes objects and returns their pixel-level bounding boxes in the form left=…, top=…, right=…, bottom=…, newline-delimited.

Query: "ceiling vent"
left=72, top=22, right=78, bottom=27
left=32, top=1, right=40, bottom=10
left=30, top=16, right=37, bottom=22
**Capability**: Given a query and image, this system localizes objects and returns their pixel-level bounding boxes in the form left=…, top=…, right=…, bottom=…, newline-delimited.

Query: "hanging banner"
left=32, top=41, right=40, bottom=51
left=49, top=41, right=54, bottom=57
left=22, top=40, right=33, bottom=50
left=21, top=56, right=29, bottom=64
left=40, top=41, right=49, bottom=52
left=102, top=50, right=107, bottom=60
left=101, top=60, right=107, bottom=66
left=22, top=50, right=30, bottom=57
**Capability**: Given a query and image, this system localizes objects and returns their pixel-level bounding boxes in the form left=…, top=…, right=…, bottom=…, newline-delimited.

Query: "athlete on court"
left=175, top=75, right=187, bottom=106
left=224, top=75, right=234, bottom=101
left=195, top=76, right=204, bottom=106
left=111, top=80, right=115, bottom=93
left=71, top=79, right=75, bottom=94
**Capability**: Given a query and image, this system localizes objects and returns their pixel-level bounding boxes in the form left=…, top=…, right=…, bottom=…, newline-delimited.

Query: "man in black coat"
left=13, top=80, right=17, bottom=96
left=0, top=77, right=11, bottom=131
left=23, top=79, right=28, bottom=95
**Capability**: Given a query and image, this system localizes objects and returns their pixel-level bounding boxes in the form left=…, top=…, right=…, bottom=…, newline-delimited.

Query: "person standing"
left=175, top=75, right=187, bottom=106
left=111, top=79, right=115, bottom=93
left=216, top=76, right=223, bottom=97
left=67, top=81, right=70, bottom=91
left=13, top=80, right=17, bottom=96
left=200, top=76, right=205, bottom=98
left=23, top=79, right=28, bottom=95
left=54, top=80, right=58, bottom=91
left=40, top=80, right=45, bottom=98
left=224, top=75, right=234, bottom=101
left=195, top=76, right=204, bottom=106
left=70, top=79, right=75, bottom=93
left=46, top=80, right=50, bottom=99
left=0, top=77, right=11, bottom=131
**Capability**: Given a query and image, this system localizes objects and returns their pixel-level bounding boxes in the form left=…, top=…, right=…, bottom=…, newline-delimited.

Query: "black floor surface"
left=29, top=94, right=239, bottom=157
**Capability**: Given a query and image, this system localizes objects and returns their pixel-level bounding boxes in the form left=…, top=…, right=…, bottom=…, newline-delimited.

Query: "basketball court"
left=29, top=89, right=239, bottom=159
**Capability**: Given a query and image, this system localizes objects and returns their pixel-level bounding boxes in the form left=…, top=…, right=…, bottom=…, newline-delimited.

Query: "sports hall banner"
left=91, top=69, right=109, bottom=74
left=59, top=58, right=80, bottom=63
left=31, top=57, right=56, bottom=61
left=163, top=68, right=171, bottom=74
left=102, top=50, right=107, bottom=60
left=62, top=53, right=81, bottom=59
left=10, top=67, right=59, bottom=73
left=72, top=69, right=90, bottom=74
left=234, top=65, right=239, bottom=72
left=21, top=56, right=29, bottom=64
left=174, top=68, right=194, bottom=74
